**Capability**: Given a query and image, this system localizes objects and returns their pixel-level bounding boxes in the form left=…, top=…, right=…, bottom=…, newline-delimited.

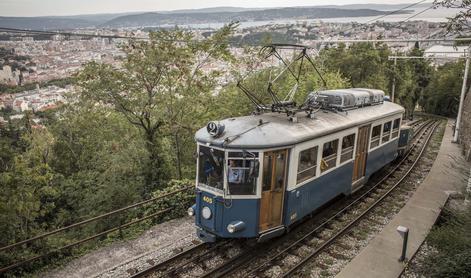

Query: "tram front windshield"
left=197, top=147, right=259, bottom=195
left=198, top=146, right=224, bottom=191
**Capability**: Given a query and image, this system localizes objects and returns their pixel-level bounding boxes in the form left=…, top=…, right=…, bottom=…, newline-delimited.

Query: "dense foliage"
left=420, top=206, right=471, bottom=278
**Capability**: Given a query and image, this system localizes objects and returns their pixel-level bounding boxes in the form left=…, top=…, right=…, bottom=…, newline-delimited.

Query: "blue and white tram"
left=188, top=88, right=405, bottom=242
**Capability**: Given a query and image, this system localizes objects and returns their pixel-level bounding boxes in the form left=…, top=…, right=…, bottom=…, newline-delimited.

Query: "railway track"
left=128, top=118, right=438, bottom=278
left=128, top=238, right=250, bottom=278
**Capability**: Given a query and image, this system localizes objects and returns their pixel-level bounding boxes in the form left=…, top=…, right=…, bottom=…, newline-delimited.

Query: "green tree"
left=321, top=42, right=391, bottom=90
left=433, top=0, right=471, bottom=34
left=77, top=24, right=236, bottom=194
left=421, top=61, right=470, bottom=116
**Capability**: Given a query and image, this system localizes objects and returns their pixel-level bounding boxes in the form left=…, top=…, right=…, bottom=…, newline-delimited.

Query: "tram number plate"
left=203, top=196, right=213, bottom=204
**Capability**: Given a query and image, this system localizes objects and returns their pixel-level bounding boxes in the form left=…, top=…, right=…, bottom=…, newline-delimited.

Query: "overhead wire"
left=399, top=5, right=436, bottom=23
left=0, top=1, right=445, bottom=46
left=0, top=26, right=150, bottom=40
left=364, top=0, right=429, bottom=24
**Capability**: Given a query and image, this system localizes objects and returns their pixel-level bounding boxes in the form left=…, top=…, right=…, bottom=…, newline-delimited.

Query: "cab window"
left=227, top=152, right=259, bottom=195
left=297, top=146, right=318, bottom=183
left=198, top=146, right=224, bottom=191
left=321, top=139, right=339, bottom=173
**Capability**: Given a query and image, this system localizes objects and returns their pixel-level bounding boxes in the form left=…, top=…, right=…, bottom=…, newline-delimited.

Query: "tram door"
left=259, top=149, right=288, bottom=232
left=352, top=125, right=370, bottom=184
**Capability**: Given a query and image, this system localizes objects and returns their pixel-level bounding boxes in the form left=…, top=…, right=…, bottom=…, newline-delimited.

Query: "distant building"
left=9, top=114, right=24, bottom=121
left=0, top=116, right=6, bottom=127
left=0, top=65, right=21, bottom=86
left=12, top=100, right=30, bottom=112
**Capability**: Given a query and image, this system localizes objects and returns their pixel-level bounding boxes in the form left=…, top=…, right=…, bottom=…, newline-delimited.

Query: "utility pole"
left=453, top=45, right=471, bottom=143
left=391, top=56, right=397, bottom=103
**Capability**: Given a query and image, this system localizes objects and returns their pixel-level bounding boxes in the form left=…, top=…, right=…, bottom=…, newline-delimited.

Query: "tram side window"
left=341, top=134, right=356, bottom=163
left=371, top=125, right=381, bottom=149
left=392, top=118, right=400, bottom=138
left=297, top=146, right=318, bottom=183
left=321, top=139, right=339, bottom=173
left=382, top=121, right=392, bottom=143
left=227, top=152, right=259, bottom=195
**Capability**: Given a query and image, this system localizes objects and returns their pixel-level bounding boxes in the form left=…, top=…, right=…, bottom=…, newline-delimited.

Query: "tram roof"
left=195, top=101, right=405, bottom=149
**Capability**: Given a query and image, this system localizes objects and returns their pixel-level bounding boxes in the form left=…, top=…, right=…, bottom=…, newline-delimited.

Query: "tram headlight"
left=201, top=206, right=212, bottom=220
left=187, top=207, right=195, bottom=217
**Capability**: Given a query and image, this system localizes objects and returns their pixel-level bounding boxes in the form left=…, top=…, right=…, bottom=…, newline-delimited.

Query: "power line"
left=332, top=0, right=430, bottom=36
left=366, top=0, right=430, bottom=24
left=399, top=5, right=435, bottom=23
left=0, top=27, right=149, bottom=40
left=0, top=1, right=438, bottom=44
left=311, top=37, right=471, bottom=43
left=389, top=55, right=468, bottom=59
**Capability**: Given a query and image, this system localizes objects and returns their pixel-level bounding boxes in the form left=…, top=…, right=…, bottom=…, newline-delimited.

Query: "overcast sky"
left=0, top=0, right=429, bottom=17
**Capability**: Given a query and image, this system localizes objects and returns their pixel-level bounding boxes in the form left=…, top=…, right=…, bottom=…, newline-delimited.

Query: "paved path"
left=335, top=119, right=471, bottom=278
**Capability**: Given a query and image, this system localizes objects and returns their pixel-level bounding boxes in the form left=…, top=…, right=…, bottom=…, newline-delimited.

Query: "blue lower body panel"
left=195, top=190, right=259, bottom=241
left=365, top=139, right=399, bottom=178
left=284, top=162, right=354, bottom=226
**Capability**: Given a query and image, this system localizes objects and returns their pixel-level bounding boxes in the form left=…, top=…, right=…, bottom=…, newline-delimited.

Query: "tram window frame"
left=392, top=118, right=400, bottom=139
left=321, top=139, right=339, bottom=173
left=382, top=121, right=392, bottom=143
left=226, top=152, right=259, bottom=196
left=370, top=125, right=381, bottom=149
left=197, top=146, right=225, bottom=192
left=340, top=134, right=356, bottom=163
left=297, top=146, right=318, bottom=184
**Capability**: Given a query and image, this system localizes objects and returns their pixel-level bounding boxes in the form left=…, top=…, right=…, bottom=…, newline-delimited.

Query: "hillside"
left=0, top=16, right=94, bottom=30
left=102, top=7, right=409, bottom=28
left=0, top=6, right=411, bottom=30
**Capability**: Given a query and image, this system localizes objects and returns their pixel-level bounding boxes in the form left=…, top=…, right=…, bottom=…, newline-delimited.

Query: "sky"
left=0, top=0, right=430, bottom=17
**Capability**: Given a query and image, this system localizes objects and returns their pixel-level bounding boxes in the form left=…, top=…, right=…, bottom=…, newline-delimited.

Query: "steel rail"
left=129, top=239, right=237, bottom=278
left=128, top=242, right=207, bottom=278
left=0, top=186, right=193, bottom=252
left=0, top=208, right=173, bottom=274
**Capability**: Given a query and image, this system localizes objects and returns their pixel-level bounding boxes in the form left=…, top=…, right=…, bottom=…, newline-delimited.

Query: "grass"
left=418, top=205, right=471, bottom=278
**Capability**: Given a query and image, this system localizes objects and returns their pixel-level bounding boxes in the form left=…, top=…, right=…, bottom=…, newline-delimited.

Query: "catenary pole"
left=392, top=56, right=397, bottom=103
left=453, top=46, right=471, bottom=143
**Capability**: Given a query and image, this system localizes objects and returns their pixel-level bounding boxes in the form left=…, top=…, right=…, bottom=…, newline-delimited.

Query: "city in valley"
left=0, top=17, right=460, bottom=127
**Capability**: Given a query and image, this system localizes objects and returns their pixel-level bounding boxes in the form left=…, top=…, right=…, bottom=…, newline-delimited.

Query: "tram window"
left=198, top=146, right=224, bottom=191
left=382, top=121, right=392, bottom=143
left=297, top=146, right=318, bottom=183
left=321, top=139, right=339, bottom=173
left=262, top=154, right=273, bottom=191
left=371, top=125, right=381, bottom=149
left=392, top=118, right=400, bottom=138
left=341, top=134, right=355, bottom=163
left=227, top=152, right=259, bottom=195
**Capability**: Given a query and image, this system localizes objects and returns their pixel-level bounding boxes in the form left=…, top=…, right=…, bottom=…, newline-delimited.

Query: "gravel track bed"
left=42, top=217, right=199, bottom=278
